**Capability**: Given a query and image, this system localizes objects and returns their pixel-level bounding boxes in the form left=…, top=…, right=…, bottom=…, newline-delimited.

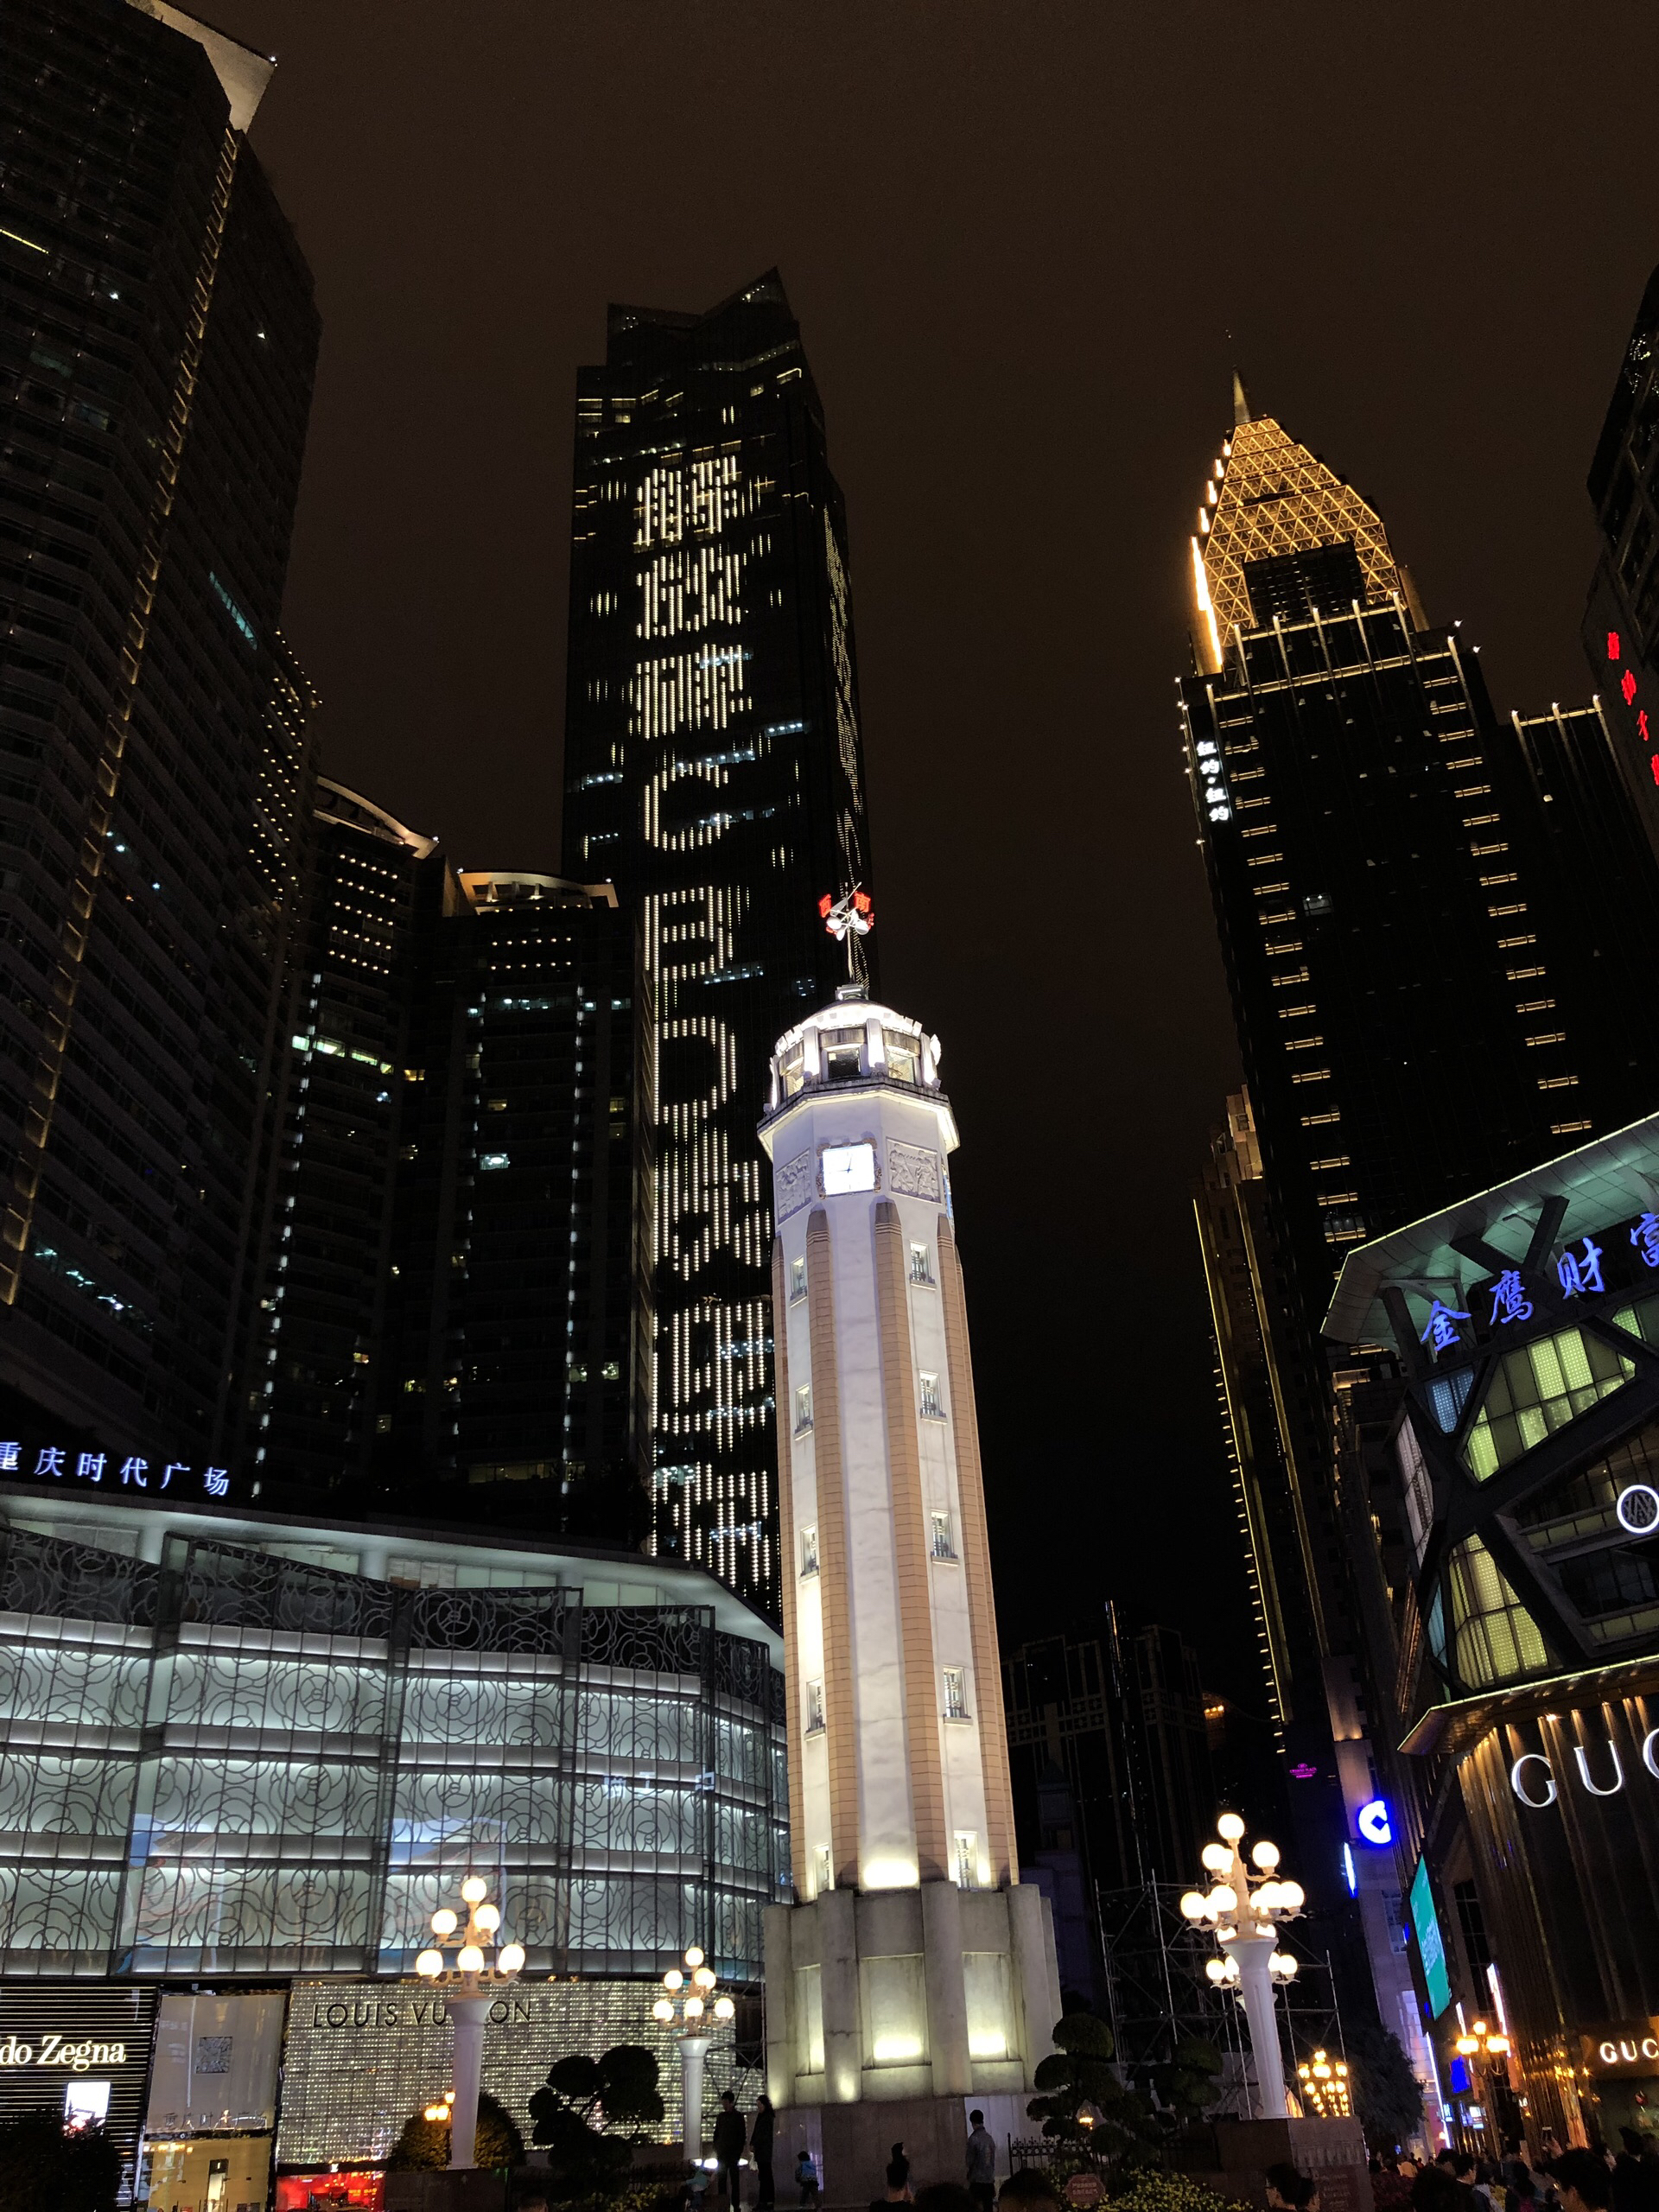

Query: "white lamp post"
left=414, top=1877, right=526, bottom=2169
left=652, top=1945, right=736, bottom=2171
left=1180, top=1813, right=1303, bottom=2120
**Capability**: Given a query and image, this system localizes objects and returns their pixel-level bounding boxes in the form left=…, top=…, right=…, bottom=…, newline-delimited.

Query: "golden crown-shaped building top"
left=1191, top=408, right=1407, bottom=671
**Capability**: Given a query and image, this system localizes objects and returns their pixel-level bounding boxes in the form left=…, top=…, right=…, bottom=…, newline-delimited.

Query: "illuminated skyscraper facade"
left=0, top=0, right=318, bottom=1465
left=1183, top=386, right=1659, bottom=1329
left=563, top=272, right=874, bottom=1612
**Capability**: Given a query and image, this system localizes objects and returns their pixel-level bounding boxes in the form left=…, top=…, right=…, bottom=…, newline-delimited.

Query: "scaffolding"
left=1097, top=1881, right=1349, bottom=2117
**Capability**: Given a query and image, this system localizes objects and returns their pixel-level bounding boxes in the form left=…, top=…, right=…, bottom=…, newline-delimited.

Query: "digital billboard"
left=1409, top=1855, right=1452, bottom=2017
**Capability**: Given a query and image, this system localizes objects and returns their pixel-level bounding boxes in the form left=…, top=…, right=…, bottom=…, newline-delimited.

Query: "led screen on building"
left=1409, top=1856, right=1452, bottom=2018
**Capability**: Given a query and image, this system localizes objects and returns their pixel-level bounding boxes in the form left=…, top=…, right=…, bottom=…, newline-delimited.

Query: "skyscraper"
left=1179, top=381, right=1659, bottom=2031
left=377, top=869, right=652, bottom=1535
left=0, top=0, right=319, bottom=1471
left=1583, top=260, right=1659, bottom=857
left=562, top=272, right=874, bottom=1613
left=243, top=794, right=655, bottom=1539
left=1183, top=381, right=1659, bottom=1332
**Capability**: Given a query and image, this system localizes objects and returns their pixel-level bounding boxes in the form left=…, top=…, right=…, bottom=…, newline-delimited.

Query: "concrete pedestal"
left=765, top=1883, right=1058, bottom=2203
left=1192, top=2116, right=1372, bottom=2212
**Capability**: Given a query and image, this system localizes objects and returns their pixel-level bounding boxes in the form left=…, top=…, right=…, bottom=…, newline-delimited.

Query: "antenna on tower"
left=818, top=886, right=874, bottom=982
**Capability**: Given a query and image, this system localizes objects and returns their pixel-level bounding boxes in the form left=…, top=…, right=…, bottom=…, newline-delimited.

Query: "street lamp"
left=652, top=1945, right=736, bottom=2171
left=1181, top=1812, right=1305, bottom=2119
left=413, top=1877, right=525, bottom=2170
left=1296, top=2050, right=1351, bottom=2120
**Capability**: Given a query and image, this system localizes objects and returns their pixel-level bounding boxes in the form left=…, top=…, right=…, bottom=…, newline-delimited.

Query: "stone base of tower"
left=763, top=1883, right=1061, bottom=2203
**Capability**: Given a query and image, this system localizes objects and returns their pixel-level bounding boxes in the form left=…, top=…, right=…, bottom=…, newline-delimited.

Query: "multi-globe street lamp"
left=652, top=1946, right=735, bottom=2171
left=1181, top=1812, right=1305, bottom=2119
left=414, top=1878, right=525, bottom=2170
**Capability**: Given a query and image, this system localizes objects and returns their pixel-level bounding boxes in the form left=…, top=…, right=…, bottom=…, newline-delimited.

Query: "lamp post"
left=652, top=1945, right=736, bottom=2171
left=1453, top=2019, right=1512, bottom=2152
left=414, top=1877, right=526, bottom=2170
left=1181, top=1812, right=1304, bottom=2120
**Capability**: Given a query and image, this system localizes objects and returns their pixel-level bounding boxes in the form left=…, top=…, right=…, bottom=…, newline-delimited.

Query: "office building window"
left=794, top=1384, right=813, bottom=1433
left=909, top=1243, right=932, bottom=1286
left=800, top=1526, right=819, bottom=1576
left=930, top=1510, right=956, bottom=1560
left=919, top=1372, right=944, bottom=1420
left=943, top=1667, right=968, bottom=1720
left=805, top=1679, right=825, bottom=1735
left=955, top=1831, right=978, bottom=1889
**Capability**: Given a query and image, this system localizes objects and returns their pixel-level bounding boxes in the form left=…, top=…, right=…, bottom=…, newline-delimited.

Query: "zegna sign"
left=0, top=2036, right=128, bottom=2072
left=1510, top=1731, right=1659, bottom=1808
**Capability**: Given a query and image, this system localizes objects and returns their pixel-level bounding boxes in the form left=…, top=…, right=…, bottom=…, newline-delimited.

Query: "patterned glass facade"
left=0, top=1510, right=786, bottom=1984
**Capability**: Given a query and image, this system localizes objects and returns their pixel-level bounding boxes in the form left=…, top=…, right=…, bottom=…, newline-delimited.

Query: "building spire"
left=1232, top=369, right=1253, bottom=429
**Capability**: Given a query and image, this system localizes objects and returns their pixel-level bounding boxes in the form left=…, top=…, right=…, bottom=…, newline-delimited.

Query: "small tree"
left=528, top=2044, right=665, bottom=2198
left=386, top=2088, right=524, bottom=2171
left=1028, top=2014, right=1159, bottom=2161
left=0, top=2113, right=122, bottom=2212
left=1149, top=2036, right=1225, bottom=2123
left=1340, top=2019, right=1423, bottom=2150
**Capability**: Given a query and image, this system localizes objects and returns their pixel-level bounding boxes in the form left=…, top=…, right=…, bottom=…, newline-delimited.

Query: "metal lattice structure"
left=1096, top=1882, right=1347, bottom=2115
left=1192, top=411, right=1404, bottom=665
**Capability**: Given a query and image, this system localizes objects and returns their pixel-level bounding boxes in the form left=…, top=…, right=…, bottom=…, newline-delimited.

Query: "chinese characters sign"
left=1417, top=1210, right=1659, bottom=1361
left=0, top=1441, right=231, bottom=1499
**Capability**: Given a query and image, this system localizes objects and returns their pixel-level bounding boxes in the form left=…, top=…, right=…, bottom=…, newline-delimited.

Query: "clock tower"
left=759, top=985, right=1059, bottom=2195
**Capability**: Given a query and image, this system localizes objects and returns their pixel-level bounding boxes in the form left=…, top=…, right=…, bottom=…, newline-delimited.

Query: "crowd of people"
left=546, top=2094, right=1659, bottom=2212
left=1371, top=2131, right=1659, bottom=2212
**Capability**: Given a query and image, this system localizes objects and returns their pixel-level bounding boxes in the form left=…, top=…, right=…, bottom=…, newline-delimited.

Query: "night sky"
left=209, top=0, right=1659, bottom=1709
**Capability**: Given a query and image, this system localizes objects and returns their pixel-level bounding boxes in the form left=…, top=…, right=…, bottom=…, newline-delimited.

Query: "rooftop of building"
left=760, top=988, right=957, bottom=1145
left=0, top=1479, right=780, bottom=1650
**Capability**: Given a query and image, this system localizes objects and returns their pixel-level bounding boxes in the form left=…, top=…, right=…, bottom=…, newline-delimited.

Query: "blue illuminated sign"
left=1341, top=1844, right=1357, bottom=1897
left=1488, top=1269, right=1533, bottom=1326
left=1418, top=1298, right=1470, bottom=1356
left=0, top=1440, right=232, bottom=1499
left=1558, top=1236, right=1605, bottom=1298
left=1357, top=1798, right=1393, bottom=1847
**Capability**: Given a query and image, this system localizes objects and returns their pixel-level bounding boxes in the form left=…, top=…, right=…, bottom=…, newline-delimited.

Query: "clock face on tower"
left=821, top=1141, right=877, bottom=1194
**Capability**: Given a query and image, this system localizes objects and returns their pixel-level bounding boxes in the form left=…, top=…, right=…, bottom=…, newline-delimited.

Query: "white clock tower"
left=759, top=985, right=1060, bottom=2196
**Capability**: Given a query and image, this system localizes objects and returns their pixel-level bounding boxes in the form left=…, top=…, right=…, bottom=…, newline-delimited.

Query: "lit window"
left=954, top=1831, right=978, bottom=1889
left=909, top=1243, right=933, bottom=1287
left=816, top=1843, right=833, bottom=1894
left=1462, top=1323, right=1633, bottom=1479
left=887, top=1042, right=917, bottom=1085
left=943, top=1667, right=969, bottom=1720
left=931, top=1510, right=956, bottom=1560
left=919, top=1372, right=944, bottom=1421
left=794, top=1384, right=813, bottom=1433
left=805, top=1679, right=826, bottom=1734
left=824, top=1042, right=862, bottom=1082
left=791, top=1256, right=807, bottom=1300
left=801, top=1526, right=819, bottom=1576
left=480, top=1152, right=510, bottom=1171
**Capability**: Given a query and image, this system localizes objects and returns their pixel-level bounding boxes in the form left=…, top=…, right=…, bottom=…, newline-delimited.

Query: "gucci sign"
left=1510, top=1732, right=1659, bottom=1808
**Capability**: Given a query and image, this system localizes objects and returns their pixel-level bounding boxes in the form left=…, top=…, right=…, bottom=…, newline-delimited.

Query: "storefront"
left=1324, top=1118, right=1659, bottom=2149
left=142, top=1992, right=286, bottom=2212
left=0, top=1983, right=156, bottom=2194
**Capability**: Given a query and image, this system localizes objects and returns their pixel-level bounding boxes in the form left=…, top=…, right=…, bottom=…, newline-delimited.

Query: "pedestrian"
left=795, top=2151, right=821, bottom=2209
left=998, top=2173, right=1064, bottom=2212
left=966, top=2109, right=997, bottom=2212
left=713, top=2090, right=747, bottom=2209
left=1556, top=2151, right=1613, bottom=2212
left=752, top=2095, right=776, bottom=2211
left=872, top=2150, right=912, bottom=2212
left=1268, top=2164, right=1320, bottom=2212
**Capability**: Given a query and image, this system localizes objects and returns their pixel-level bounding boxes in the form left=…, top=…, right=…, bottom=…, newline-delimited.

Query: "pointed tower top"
left=1232, top=370, right=1253, bottom=428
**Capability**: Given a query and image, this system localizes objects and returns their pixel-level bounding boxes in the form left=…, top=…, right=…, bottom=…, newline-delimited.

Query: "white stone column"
left=1225, top=1929, right=1288, bottom=2119
left=764, top=1904, right=795, bottom=2108
left=681, top=2033, right=713, bottom=2167
left=819, top=1887, right=862, bottom=2102
left=446, top=1993, right=493, bottom=2168
left=921, top=1881, right=971, bottom=2095
left=1007, top=1883, right=1060, bottom=2079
